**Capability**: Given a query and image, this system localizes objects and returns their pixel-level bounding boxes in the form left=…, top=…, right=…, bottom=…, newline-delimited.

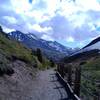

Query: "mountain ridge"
left=63, top=36, right=100, bottom=63
left=8, top=30, right=79, bottom=61
left=83, top=36, right=100, bottom=49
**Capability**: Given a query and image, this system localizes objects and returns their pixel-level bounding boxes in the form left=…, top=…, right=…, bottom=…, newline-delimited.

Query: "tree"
left=50, top=59, right=55, bottom=67
left=0, top=26, right=8, bottom=38
left=31, top=49, right=36, bottom=56
left=36, top=48, right=43, bottom=63
left=0, top=26, right=3, bottom=32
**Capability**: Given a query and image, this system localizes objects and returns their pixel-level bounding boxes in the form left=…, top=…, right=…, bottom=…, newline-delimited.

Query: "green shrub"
left=0, top=32, right=36, bottom=66
left=0, top=54, right=14, bottom=76
left=83, top=58, right=100, bottom=70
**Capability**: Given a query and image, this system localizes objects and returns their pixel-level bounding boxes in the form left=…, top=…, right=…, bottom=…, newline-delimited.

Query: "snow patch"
left=49, top=43, right=62, bottom=52
left=28, top=34, right=37, bottom=40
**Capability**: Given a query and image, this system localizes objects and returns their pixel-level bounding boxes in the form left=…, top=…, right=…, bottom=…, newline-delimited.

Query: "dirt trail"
left=31, top=69, right=68, bottom=100
left=0, top=61, right=68, bottom=100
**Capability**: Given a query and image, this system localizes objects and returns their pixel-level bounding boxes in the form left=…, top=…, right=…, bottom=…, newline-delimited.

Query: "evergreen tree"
left=0, top=26, right=8, bottom=38
left=36, top=48, right=43, bottom=63
left=50, top=59, right=55, bottom=67
left=0, top=26, right=3, bottom=32
left=31, top=49, right=36, bottom=56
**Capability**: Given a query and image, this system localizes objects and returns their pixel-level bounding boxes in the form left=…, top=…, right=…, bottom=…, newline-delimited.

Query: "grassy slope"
left=82, top=57, right=100, bottom=81
left=0, top=32, right=37, bottom=65
left=0, top=31, right=40, bottom=76
left=81, top=57, right=100, bottom=99
left=0, top=31, right=53, bottom=74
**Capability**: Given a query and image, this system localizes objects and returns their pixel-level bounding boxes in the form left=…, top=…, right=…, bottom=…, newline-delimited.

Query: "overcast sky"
left=0, top=0, right=100, bottom=48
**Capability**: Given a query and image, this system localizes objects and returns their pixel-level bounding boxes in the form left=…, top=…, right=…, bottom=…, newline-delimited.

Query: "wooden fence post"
left=68, top=64, right=72, bottom=86
left=60, top=63, right=64, bottom=78
left=74, top=66, right=81, bottom=97
left=57, top=63, right=59, bottom=72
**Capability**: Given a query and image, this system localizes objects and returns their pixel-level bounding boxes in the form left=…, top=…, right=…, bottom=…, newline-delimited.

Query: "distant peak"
left=10, top=30, right=23, bottom=34
left=83, top=36, right=100, bottom=49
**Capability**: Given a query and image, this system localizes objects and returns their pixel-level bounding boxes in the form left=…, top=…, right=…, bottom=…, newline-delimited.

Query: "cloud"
left=76, top=0, right=100, bottom=11
left=0, top=0, right=100, bottom=48
left=3, top=16, right=17, bottom=24
left=41, top=34, right=54, bottom=41
left=10, top=0, right=32, bottom=13
left=41, top=15, right=74, bottom=40
left=66, top=36, right=75, bottom=42
left=28, top=23, right=53, bottom=33
left=1, top=25, right=15, bottom=33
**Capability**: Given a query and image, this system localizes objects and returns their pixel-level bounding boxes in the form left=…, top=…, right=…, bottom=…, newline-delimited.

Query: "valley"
left=0, top=0, right=100, bottom=100
left=0, top=26, right=100, bottom=100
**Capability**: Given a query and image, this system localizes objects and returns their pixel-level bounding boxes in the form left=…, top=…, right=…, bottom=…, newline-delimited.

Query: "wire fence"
left=57, top=63, right=100, bottom=100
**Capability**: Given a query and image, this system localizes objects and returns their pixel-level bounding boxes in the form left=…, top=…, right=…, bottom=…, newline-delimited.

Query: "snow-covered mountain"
left=8, top=31, right=78, bottom=61
left=27, top=33, right=39, bottom=40
left=63, top=37, right=100, bottom=63
left=75, top=37, right=100, bottom=54
left=83, top=37, right=100, bottom=50
left=66, top=36, right=100, bottom=58
left=82, top=41, right=100, bottom=52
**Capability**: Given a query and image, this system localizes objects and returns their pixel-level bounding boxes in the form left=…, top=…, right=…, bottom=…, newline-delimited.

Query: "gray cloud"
left=40, top=13, right=100, bottom=41
left=40, top=15, right=74, bottom=39
left=0, top=0, right=100, bottom=47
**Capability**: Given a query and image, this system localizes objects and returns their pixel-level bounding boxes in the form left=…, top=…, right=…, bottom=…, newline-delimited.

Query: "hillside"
left=0, top=30, right=36, bottom=75
left=63, top=36, right=100, bottom=63
left=0, top=27, right=54, bottom=99
left=61, top=36, right=100, bottom=99
left=83, top=37, right=100, bottom=49
left=8, top=31, right=79, bottom=61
